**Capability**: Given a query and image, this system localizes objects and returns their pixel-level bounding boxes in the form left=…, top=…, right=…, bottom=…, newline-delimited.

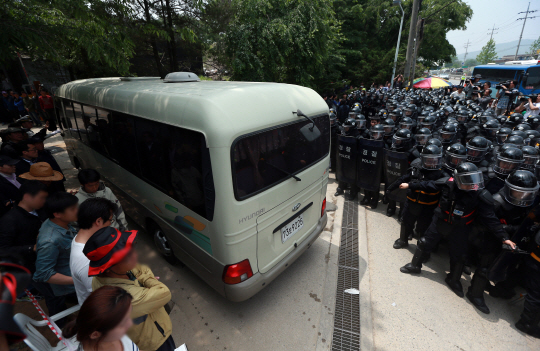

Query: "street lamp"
left=390, top=0, right=405, bottom=89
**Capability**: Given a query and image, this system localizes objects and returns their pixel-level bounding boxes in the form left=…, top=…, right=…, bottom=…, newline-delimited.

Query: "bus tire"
left=149, top=222, right=179, bottom=265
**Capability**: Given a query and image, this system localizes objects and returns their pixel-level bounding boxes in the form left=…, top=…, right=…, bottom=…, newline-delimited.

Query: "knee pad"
left=417, top=236, right=429, bottom=250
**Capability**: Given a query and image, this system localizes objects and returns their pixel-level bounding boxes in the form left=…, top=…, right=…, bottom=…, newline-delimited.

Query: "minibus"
left=56, top=72, right=330, bottom=301
left=472, top=64, right=540, bottom=97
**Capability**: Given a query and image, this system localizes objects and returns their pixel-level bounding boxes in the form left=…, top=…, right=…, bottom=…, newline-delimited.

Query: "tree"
left=224, top=0, right=341, bottom=89
left=476, top=39, right=497, bottom=65
left=464, top=58, right=478, bottom=67
left=529, top=36, right=540, bottom=56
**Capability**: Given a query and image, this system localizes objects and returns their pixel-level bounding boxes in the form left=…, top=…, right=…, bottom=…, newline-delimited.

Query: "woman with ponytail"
left=63, top=286, right=140, bottom=351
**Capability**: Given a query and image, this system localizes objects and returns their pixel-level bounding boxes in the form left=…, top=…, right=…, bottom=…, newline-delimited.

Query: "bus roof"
left=474, top=64, right=540, bottom=70
left=56, top=77, right=328, bottom=148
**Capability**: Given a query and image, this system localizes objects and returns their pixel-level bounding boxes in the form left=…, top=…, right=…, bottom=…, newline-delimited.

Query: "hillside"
left=456, top=39, right=536, bottom=60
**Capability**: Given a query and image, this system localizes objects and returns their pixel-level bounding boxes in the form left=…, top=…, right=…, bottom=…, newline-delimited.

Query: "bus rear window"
left=232, top=115, right=330, bottom=200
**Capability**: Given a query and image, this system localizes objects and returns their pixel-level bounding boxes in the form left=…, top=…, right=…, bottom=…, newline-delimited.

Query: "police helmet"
left=440, top=123, right=457, bottom=143
left=382, top=118, right=395, bottom=135
left=329, top=112, right=337, bottom=126
left=456, top=110, right=469, bottom=124
left=496, top=127, right=512, bottom=144
left=453, top=162, right=485, bottom=191
left=502, top=170, right=539, bottom=207
left=508, top=113, right=524, bottom=125
left=352, top=106, right=362, bottom=114
left=370, top=124, right=384, bottom=140
left=421, top=144, right=443, bottom=170
left=482, top=120, right=500, bottom=138
left=389, top=108, right=403, bottom=122
left=515, top=123, right=531, bottom=132
left=356, top=114, right=367, bottom=129
left=505, top=135, right=524, bottom=148
left=403, top=104, right=417, bottom=117
left=444, top=143, right=467, bottom=171
left=478, top=112, right=493, bottom=124
left=421, top=115, right=437, bottom=131
left=527, top=115, right=540, bottom=129
left=342, top=118, right=357, bottom=129
left=426, top=138, right=443, bottom=148
left=415, top=128, right=432, bottom=146
left=398, top=116, right=413, bottom=130
left=493, top=147, right=523, bottom=176
left=520, top=146, right=539, bottom=171
left=466, top=136, right=489, bottom=162
left=392, top=128, right=413, bottom=149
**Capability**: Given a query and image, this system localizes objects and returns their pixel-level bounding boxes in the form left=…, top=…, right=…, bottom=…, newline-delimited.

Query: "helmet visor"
left=441, top=131, right=456, bottom=141
left=417, top=116, right=425, bottom=124
left=404, top=110, right=413, bottom=117
left=456, top=115, right=468, bottom=123
left=503, top=181, right=539, bottom=207
left=356, top=119, right=366, bottom=129
left=484, top=128, right=498, bottom=137
left=496, top=133, right=508, bottom=144
left=383, top=125, right=395, bottom=134
left=466, top=145, right=487, bottom=162
left=389, top=113, right=398, bottom=121
left=421, top=123, right=434, bottom=131
left=454, top=171, right=485, bottom=191
left=444, top=152, right=467, bottom=169
left=399, top=121, right=412, bottom=130
left=522, top=154, right=539, bottom=169
left=494, top=156, right=523, bottom=175
left=370, top=130, right=383, bottom=140
left=421, top=154, right=443, bottom=169
left=415, top=134, right=430, bottom=145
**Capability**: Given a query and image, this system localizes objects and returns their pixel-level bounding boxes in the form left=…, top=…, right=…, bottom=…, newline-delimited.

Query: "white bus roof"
left=56, top=77, right=328, bottom=148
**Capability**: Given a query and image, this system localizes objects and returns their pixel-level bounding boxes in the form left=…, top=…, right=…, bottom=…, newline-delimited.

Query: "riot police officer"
left=335, top=118, right=361, bottom=200
left=388, top=145, right=445, bottom=249
left=399, top=163, right=513, bottom=298
left=360, top=124, right=385, bottom=208
left=486, top=146, right=524, bottom=194
left=467, top=170, right=539, bottom=314
left=442, top=143, right=467, bottom=177
left=382, top=118, right=396, bottom=148
left=438, top=123, right=458, bottom=148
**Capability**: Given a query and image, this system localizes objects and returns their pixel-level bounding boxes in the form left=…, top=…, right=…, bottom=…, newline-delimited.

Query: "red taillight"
left=321, top=197, right=326, bottom=217
left=223, top=259, right=253, bottom=284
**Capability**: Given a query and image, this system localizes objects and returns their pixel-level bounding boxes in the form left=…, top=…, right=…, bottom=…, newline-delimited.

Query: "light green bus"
left=56, top=72, right=330, bottom=301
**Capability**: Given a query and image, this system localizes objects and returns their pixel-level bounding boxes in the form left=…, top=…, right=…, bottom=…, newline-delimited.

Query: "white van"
left=56, top=72, right=330, bottom=301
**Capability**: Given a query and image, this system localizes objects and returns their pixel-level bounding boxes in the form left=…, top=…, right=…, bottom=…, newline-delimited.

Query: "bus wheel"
left=151, top=224, right=179, bottom=265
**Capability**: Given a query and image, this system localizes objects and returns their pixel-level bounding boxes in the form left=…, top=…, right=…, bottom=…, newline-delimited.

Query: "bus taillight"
left=321, top=197, right=326, bottom=217
left=223, top=259, right=253, bottom=284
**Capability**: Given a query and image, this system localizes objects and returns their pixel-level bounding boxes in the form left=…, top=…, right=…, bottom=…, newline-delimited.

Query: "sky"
left=446, top=0, right=539, bottom=57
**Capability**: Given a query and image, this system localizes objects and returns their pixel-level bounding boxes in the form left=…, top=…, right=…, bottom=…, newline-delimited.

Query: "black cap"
left=5, top=127, right=24, bottom=134
left=0, top=155, right=20, bottom=166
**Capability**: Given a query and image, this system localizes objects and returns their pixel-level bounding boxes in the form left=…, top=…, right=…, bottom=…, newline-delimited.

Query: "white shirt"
left=78, top=335, right=139, bottom=351
left=450, top=91, right=466, bottom=100
left=70, top=236, right=92, bottom=305
left=523, top=102, right=540, bottom=118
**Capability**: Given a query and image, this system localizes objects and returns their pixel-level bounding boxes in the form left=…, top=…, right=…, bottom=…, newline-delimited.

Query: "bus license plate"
left=281, top=214, right=304, bottom=244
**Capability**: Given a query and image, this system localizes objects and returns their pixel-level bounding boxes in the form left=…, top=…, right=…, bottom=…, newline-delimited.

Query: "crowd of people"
left=328, top=75, right=540, bottom=338
left=0, top=86, right=177, bottom=350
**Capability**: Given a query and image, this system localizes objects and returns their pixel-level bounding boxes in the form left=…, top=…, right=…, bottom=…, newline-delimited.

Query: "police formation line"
left=328, top=86, right=540, bottom=339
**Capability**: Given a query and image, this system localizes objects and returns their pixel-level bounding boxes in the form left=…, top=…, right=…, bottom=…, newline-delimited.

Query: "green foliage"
left=1, top=0, right=135, bottom=76
left=476, top=39, right=497, bottom=65
left=464, top=58, right=478, bottom=67
left=224, top=0, right=342, bottom=89
left=529, top=36, right=540, bottom=56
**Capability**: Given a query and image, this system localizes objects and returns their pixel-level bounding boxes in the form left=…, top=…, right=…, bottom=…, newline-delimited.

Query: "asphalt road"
left=34, top=132, right=540, bottom=351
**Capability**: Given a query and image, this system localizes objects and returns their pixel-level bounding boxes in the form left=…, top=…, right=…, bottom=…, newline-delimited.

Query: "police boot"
left=346, top=190, right=358, bottom=201
left=393, top=225, right=411, bottom=249
left=397, top=204, right=404, bottom=221
left=400, top=239, right=428, bottom=274
left=360, top=193, right=371, bottom=205
left=466, top=269, right=490, bottom=314
left=445, top=260, right=465, bottom=298
left=386, top=202, right=396, bottom=217
left=370, top=193, right=379, bottom=209
left=516, top=309, right=540, bottom=339
left=334, top=188, right=344, bottom=197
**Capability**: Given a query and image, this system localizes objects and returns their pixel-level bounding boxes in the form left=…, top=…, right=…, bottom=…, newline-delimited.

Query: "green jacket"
left=92, top=264, right=172, bottom=351
left=75, top=182, right=128, bottom=231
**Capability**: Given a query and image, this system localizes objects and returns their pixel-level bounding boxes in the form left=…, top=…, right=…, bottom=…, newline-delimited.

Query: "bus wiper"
left=263, top=160, right=301, bottom=181
left=294, top=109, right=315, bottom=131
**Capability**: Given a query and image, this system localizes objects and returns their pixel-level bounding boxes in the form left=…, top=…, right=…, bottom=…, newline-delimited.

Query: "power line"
left=487, top=24, right=499, bottom=40
left=463, top=39, right=471, bottom=62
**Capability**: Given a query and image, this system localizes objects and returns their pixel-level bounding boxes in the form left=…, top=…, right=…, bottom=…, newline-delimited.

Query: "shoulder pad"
left=410, top=158, right=421, bottom=168
left=435, top=176, right=451, bottom=185
left=479, top=189, right=495, bottom=205
left=492, top=193, right=505, bottom=209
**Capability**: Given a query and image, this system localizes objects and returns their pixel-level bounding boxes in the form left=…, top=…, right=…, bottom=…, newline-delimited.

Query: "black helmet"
left=382, top=118, right=396, bottom=135
left=398, top=116, right=413, bottom=130
left=502, top=170, right=539, bottom=207
left=389, top=108, right=403, bottom=122
left=514, top=123, right=531, bottom=132
left=403, top=104, right=417, bottom=117
left=440, top=123, right=457, bottom=143
left=526, top=130, right=540, bottom=145
left=356, top=114, right=367, bottom=129
left=392, top=128, right=413, bottom=149
left=370, top=124, right=384, bottom=140
left=421, top=115, right=437, bottom=131
left=466, top=136, right=489, bottom=162
left=386, top=100, right=397, bottom=111
left=494, top=147, right=523, bottom=176
left=330, top=112, right=337, bottom=126
left=415, top=128, right=432, bottom=146
left=520, top=145, right=539, bottom=171
left=510, top=130, right=528, bottom=141
left=426, top=138, right=442, bottom=148
left=508, top=113, right=524, bottom=125
left=453, top=162, right=485, bottom=191
left=505, top=135, right=524, bottom=148
left=482, top=120, right=500, bottom=138
left=352, top=106, right=362, bottom=114
left=478, top=112, right=493, bottom=124
left=379, top=109, right=388, bottom=118
left=348, top=111, right=358, bottom=120
left=456, top=110, right=469, bottom=124
left=421, top=144, right=443, bottom=170
left=527, top=115, right=540, bottom=129
left=496, top=127, right=512, bottom=144
left=343, top=117, right=357, bottom=129
left=444, top=143, right=467, bottom=171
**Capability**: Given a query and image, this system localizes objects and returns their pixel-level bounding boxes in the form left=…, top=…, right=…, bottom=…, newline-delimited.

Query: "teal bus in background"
left=472, top=64, right=540, bottom=97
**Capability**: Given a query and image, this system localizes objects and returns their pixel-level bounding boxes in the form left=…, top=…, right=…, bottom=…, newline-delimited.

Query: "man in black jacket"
left=0, top=180, right=48, bottom=272
left=0, top=155, right=22, bottom=217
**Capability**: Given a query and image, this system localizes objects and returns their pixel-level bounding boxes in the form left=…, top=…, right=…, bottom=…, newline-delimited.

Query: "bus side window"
left=73, top=103, right=89, bottom=145
left=108, top=112, right=141, bottom=176
left=62, top=100, right=81, bottom=140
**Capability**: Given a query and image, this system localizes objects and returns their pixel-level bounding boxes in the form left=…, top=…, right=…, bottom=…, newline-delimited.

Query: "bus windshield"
left=525, top=66, right=540, bottom=90
left=472, top=68, right=519, bottom=83
left=232, top=115, right=330, bottom=200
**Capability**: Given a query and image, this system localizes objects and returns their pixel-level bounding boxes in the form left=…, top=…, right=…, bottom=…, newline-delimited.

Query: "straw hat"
left=19, top=162, right=63, bottom=181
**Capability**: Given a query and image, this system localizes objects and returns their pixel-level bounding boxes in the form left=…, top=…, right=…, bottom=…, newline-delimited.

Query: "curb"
left=358, top=204, right=374, bottom=350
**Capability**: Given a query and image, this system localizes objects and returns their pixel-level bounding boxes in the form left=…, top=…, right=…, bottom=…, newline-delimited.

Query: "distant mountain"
left=456, top=39, right=536, bottom=61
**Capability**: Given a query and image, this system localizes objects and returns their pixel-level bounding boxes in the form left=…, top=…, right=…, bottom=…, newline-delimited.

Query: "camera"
left=496, top=81, right=511, bottom=90
left=520, top=94, right=538, bottom=103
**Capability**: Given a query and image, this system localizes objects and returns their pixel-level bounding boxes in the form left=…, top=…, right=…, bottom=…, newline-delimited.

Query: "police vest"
left=406, top=164, right=442, bottom=205
left=493, top=193, right=530, bottom=226
left=435, top=178, right=478, bottom=226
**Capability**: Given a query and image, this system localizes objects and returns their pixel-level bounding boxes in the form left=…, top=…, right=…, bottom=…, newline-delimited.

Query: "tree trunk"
left=163, top=0, right=177, bottom=72
left=143, top=0, right=164, bottom=77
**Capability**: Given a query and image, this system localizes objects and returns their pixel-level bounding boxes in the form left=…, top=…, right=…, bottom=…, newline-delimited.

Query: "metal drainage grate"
left=331, top=197, right=360, bottom=351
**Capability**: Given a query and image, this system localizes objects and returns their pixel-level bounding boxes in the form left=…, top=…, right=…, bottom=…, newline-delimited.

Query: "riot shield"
left=335, top=135, right=358, bottom=184
left=488, top=206, right=540, bottom=282
left=384, top=149, right=408, bottom=202
left=356, top=138, right=384, bottom=191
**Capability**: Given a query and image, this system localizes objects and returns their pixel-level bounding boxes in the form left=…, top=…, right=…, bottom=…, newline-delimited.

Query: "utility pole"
left=463, top=40, right=471, bottom=63
left=515, top=2, right=537, bottom=60
left=487, top=24, right=498, bottom=41
left=409, top=18, right=425, bottom=89
left=403, top=0, right=421, bottom=87
left=390, top=0, right=405, bottom=89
